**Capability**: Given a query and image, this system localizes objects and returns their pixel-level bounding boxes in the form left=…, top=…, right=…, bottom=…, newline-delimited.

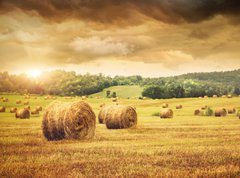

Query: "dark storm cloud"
left=0, top=0, right=240, bottom=24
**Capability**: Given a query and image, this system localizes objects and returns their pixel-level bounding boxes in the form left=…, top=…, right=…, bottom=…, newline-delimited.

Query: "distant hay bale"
left=3, top=98, right=8, bottom=102
left=227, top=95, right=232, bottom=98
left=198, top=96, right=202, bottom=98
left=194, top=109, right=203, bottom=116
left=15, top=109, right=30, bottom=119
left=104, top=105, right=137, bottom=129
left=99, top=103, right=105, bottom=108
left=23, top=101, right=29, bottom=105
left=215, top=108, right=227, bottom=117
left=204, top=96, right=208, bottom=98
left=213, top=95, right=218, bottom=98
left=160, top=108, right=173, bottom=118
left=176, top=104, right=182, bottom=109
left=112, top=98, right=117, bottom=102
left=10, top=107, right=17, bottom=113
left=24, top=106, right=31, bottom=110
left=16, top=100, right=22, bottom=104
left=162, top=103, right=168, bottom=108
left=36, top=106, right=42, bottom=111
left=0, top=96, right=3, bottom=99
left=201, top=105, right=207, bottom=110
left=0, top=106, right=6, bottom=112
left=42, top=101, right=96, bottom=140
left=222, top=95, right=226, bottom=98
left=228, top=107, right=236, bottom=114
left=237, top=111, right=240, bottom=119
left=82, top=96, right=87, bottom=100
left=31, top=108, right=39, bottom=115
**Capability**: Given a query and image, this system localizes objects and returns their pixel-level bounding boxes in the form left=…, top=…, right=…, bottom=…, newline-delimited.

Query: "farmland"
left=0, top=94, right=240, bottom=177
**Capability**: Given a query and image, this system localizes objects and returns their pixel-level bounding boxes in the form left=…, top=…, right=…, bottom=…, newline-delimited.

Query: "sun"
left=26, top=69, right=42, bottom=78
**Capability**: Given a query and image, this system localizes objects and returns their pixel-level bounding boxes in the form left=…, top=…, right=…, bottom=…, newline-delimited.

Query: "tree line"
left=0, top=69, right=239, bottom=98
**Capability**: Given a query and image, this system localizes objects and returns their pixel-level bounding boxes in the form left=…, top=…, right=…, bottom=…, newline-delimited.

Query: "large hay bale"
left=16, top=100, right=22, bottom=104
left=162, top=103, right=168, bottom=108
left=10, top=107, right=17, bottom=113
left=15, top=109, right=30, bottom=119
left=213, top=95, right=218, bottom=98
left=215, top=108, right=227, bottom=117
left=228, top=107, right=236, bottom=114
left=42, top=101, right=96, bottom=140
left=36, top=106, right=42, bottom=111
left=176, top=104, right=182, bottom=109
left=160, top=108, right=173, bottom=118
left=104, top=105, right=137, bottom=129
left=31, top=108, right=39, bottom=115
left=98, top=105, right=113, bottom=124
left=0, top=106, right=6, bottom=112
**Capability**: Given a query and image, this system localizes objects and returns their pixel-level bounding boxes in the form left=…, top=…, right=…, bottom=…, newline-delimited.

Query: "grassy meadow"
left=0, top=94, right=240, bottom=177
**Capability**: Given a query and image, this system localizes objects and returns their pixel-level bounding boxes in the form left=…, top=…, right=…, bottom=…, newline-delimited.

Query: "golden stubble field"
left=0, top=94, right=240, bottom=177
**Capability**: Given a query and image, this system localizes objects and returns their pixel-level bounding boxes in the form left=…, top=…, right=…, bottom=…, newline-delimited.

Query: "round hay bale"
left=227, top=95, right=232, bottom=98
left=42, top=101, right=96, bottom=140
left=31, top=108, right=39, bottom=115
left=36, top=106, right=42, bottom=111
left=24, top=106, right=31, bottom=110
left=0, top=96, right=3, bottom=100
left=215, top=108, right=227, bottom=117
left=176, top=104, right=182, bottom=109
left=213, top=95, right=218, bottom=98
left=222, top=95, right=226, bottom=98
left=201, top=105, right=207, bottom=110
left=112, top=98, right=117, bottom=102
left=160, top=108, right=173, bottom=118
left=204, top=96, right=208, bottom=98
left=16, top=100, right=22, bottom=104
left=23, top=101, right=29, bottom=105
left=0, top=106, right=6, bottom=112
left=194, top=109, right=203, bottom=116
left=162, top=103, right=168, bottom=108
left=15, top=109, right=30, bottom=119
left=228, top=107, right=236, bottom=114
left=10, top=107, right=17, bottom=113
left=3, top=98, right=8, bottom=102
left=98, top=105, right=112, bottom=124
left=104, top=105, right=137, bottom=129
left=82, top=96, right=87, bottom=100
left=99, top=103, right=105, bottom=108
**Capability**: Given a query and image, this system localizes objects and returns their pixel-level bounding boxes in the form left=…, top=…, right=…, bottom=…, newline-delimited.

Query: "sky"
left=0, top=0, right=240, bottom=77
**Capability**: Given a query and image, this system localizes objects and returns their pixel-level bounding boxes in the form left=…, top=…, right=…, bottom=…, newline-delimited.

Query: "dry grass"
left=0, top=94, right=240, bottom=177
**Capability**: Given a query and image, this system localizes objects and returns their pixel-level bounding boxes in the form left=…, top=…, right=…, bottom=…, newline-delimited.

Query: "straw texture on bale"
left=15, top=109, right=30, bottom=119
left=36, top=106, right=42, bottom=111
left=98, top=105, right=112, bottom=124
left=42, top=101, right=96, bottom=140
left=104, top=105, right=137, bottom=129
left=31, top=108, right=39, bottom=115
left=215, top=108, right=227, bottom=117
left=162, top=103, right=168, bottom=108
left=160, top=108, right=173, bottom=118
left=228, top=108, right=236, bottom=114
left=0, top=106, right=6, bottom=112
left=10, top=107, right=17, bottom=113
left=176, top=104, right=182, bottom=109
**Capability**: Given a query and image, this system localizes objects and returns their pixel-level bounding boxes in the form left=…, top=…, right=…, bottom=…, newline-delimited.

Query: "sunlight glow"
left=26, top=69, right=42, bottom=78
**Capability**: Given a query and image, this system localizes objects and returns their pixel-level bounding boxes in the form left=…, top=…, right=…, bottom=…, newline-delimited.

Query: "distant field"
left=0, top=94, right=240, bottom=177
left=90, top=85, right=143, bottom=98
